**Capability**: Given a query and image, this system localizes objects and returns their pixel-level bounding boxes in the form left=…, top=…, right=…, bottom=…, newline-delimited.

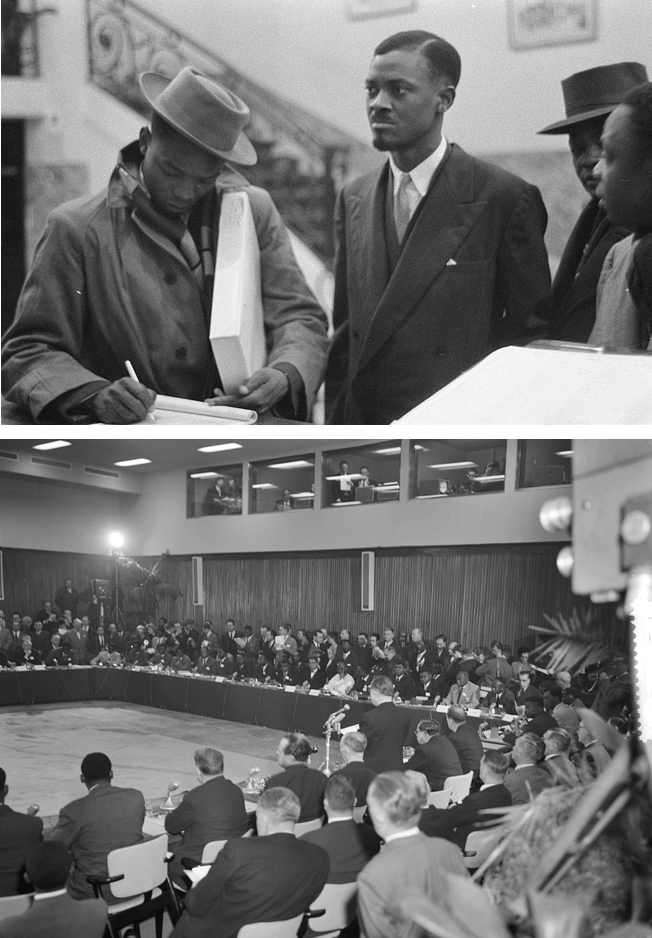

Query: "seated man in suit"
left=43, top=634, right=73, bottom=667
left=165, top=748, right=250, bottom=886
left=443, top=670, right=480, bottom=709
left=445, top=706, right=484, bottom=787
left=504, top=697, right=558, bottom=745
left=170, top=787, right=329, bottom=938
left=358, top=772, right=468, bottom=938
left=301, top=653, right=327, bottom=690
left=356, top=675, right=413, bottom=773
left=417, top=751, right=512, bottom=847
left=45, top=752, right=145, bottom=900
left=332, top=732, right=377, bottom=808
left=391, top=659, right=418, bottom=701
left=300, top=775, right=380, bottom=882
left=541, top=727, right=579, bottom=786
left=0, top=842, right=107, bottom=938
left=264, top=733, right=327, bottom=822
left=0, top=767, right=43, bottom=896
left=485, top=677, right=517, bottom=715
left=404, top=719, right=462, bottom=790
left=503, top=733, right=554, bottom=805
left=416, top=664, right=448, bottom=703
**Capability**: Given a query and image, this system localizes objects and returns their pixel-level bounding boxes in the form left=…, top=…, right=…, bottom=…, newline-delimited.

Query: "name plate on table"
left=214, top=676, right=226, bottom=683
left=467, top=708, right=482, bottom=717
left=309, top=690, right=321, bottom=696
left=284, top=685, right=297, bottom=693
left=210, top=191, right=266, bottom=394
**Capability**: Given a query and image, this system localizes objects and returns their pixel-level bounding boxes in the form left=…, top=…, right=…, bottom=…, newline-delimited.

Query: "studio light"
left=108, top=531, right=125, bottom=550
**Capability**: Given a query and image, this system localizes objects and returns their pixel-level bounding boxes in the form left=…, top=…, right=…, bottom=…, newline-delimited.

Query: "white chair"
left=201, top=839, right=227, bottom=864
left=443, top=771, right=473, bottom=804
left=352, top=806, right=367, bottom=823
left=238, top=912, right=306, bottom=938
left=87, top=834, right=179, bottom=938
left=294, top=816, right=325, bottom=836
left=306, top=882, right=358, bottom=938
left=427, top=787, right=452, bottom=809
left=463, top=827, right=504, bottom=870
left=0, top=894, right=34, bottom=923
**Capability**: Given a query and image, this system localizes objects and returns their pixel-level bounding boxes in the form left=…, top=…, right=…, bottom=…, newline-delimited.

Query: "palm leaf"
left=529, top=609, right=615, bottom=673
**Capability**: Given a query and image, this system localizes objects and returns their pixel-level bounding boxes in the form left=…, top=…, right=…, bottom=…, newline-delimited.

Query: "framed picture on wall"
left=507, top=0, right=597, bottom=50
left=347, top=0, right=417, bottom=21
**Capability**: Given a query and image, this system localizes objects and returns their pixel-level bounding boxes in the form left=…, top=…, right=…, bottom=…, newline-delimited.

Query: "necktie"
left=394, top=172, right=414, bottom=243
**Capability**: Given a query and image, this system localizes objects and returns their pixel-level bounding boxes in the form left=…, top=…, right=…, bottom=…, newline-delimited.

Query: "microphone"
left=327, top=703, right=351, bottom=721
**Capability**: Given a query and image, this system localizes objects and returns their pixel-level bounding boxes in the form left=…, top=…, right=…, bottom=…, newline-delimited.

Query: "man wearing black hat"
left=2, top=67, right=329, bottom=424
left=538, top=62, right=648, bottom=342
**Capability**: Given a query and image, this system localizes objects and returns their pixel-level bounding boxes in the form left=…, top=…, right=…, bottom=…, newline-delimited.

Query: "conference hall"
left=0, top=437, right=649, bottom=938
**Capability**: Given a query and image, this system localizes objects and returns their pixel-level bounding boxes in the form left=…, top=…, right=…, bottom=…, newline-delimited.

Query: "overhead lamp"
left=197, top=443, right=243, bottom=453
left=325, top=473, right=364, bottom=481
left=372, top=446, right=401, bottom=455
left=108, top=531, right=125, bottom=549
left=427, top=461, right=477, bottom=470
left=555, top=450, right=574, bottom=457
left=252, top=483, right=279, bottom=489
left=474, top=473, right=505, bottom=483
left=32, top=440, right=71, bottom=450
left=190, top=471, right=221, bottom=479
left=332, top=501, right=362, bottom=507
left=267, top=460, right=313, bottom=469
left=290, top=492, right=314, bottom=498
left=114, top=458, right=151, bottom=467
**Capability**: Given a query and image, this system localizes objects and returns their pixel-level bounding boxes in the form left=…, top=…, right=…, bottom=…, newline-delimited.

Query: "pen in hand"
left=124, top=360, right=156, bottom=423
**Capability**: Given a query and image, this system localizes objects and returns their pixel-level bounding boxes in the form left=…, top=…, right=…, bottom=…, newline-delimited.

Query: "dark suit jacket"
left=550, top=199, right=629, bottom=342
left=47, top=782, right=145, bottom=899
left=0, top=891, right=107, bottom=938
left=418, top=783, right=511, bottom=848
left=165, top=776, right=249, bottom=877
left=358, top=701, right=412, bottom=773
left=301, top=817, right=380, bottom=882
left=332, top=762, right=376, bottom=807
left=0, top=806, right=43, bottom=896
left=171, top=833, right=329, bottom=938
left=55, top=587, right=79, bottom=617
left=404, top=735, right=462, bottom=791
left=503, top=764, right=553, bottom=805
left=326, top=143, right=551, bottom=423
left=264, top=763, right=327, bottom=821
left=448, top=723, right=484, bottom=780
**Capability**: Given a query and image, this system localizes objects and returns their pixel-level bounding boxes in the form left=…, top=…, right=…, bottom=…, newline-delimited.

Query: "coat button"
left=175, top=346, right=187, bottom=361
left=164, top=272, right=176, bottom=285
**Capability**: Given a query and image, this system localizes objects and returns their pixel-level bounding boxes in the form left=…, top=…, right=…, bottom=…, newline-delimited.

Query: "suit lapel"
left=355, top=145, right=487, bottom=375
left=347, top=167, right=392, bottom=338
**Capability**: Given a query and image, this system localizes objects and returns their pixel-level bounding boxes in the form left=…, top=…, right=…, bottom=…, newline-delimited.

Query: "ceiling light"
left=427, top=461, right=477, bottom=470
left=190, top=471, right=221, bottom=479
left=108, top=531, right=124, bottom=549
left=325, top=473, right=364, bottom=481
left=267, top=460, right=313, bottom=470
left=474, top=474, right=506, bottom=483
left=114, top=458, right=151, bottom=467
left=332, top=501, right=361, bottom=507
left=555, top=450, right=574, bottom=457
left=252, top=483, right=279, bottom=489
left=372, top=446, right=401, bottom=455
left=197, top=443, right=243, bottom=453
left=32, top=440, right=71, bottom=450
left=290, top=492, right=314, bottom=498
left=416, top=494, right=449, bottom=499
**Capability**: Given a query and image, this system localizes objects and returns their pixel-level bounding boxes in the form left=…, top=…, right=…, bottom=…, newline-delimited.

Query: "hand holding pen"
left=92, top=360, right=156, bottom=423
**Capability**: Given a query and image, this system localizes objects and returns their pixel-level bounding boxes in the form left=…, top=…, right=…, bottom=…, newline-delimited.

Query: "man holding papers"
left=2, top=67, right=329, bottom=424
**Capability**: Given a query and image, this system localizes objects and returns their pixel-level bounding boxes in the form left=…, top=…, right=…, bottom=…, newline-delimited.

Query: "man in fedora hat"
left=2, top=67, right=329, bottom=424
left=538, top=62, right=648, bottom=343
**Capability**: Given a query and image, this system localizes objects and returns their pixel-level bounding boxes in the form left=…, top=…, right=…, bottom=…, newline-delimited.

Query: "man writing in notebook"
left=2, top=68, right=329, bottom=424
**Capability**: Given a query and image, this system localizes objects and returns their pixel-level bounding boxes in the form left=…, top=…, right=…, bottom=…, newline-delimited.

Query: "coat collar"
left=351, top=143, right=488, bottom=374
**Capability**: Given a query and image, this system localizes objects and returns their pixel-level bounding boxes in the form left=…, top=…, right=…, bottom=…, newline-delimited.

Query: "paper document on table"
left=340, top=723, right=359, bottom=736
left=135, top=395, right=257, bottom=425
left=210, top=191, right=267, bottom=394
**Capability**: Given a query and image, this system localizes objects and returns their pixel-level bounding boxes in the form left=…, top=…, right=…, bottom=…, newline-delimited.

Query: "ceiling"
left=0, top=438, right=393, bottom=475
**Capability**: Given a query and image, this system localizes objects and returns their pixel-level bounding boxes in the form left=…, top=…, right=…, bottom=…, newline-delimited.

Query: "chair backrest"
left=201, top=839, right=227, bottom=864
left=106, top=834, right=168, bottom=898
left=242, top=828, right=255, bottom=837
left=238, top=912, right=305, bottom=938
left=294, top=816, right=325, bottom=836
left=0, top=894, right=34, bottom=923
left=351, top=806, right=366, bottom=823
left=427, top=787, right=452, bottom=809
left=443, top=771, right=473, bottom=804
left=309, top=882, right=358, bottom=933
left=463, top=827, right=504, bottom=869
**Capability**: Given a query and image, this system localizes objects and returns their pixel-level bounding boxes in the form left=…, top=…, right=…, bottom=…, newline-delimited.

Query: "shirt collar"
left=389, top=136, right=448, bottom=197
left=33, top=888, right=68, bottom=900
left=385, top=827, right=420, bottom=843
left=480, top=782, right=502, bottom=789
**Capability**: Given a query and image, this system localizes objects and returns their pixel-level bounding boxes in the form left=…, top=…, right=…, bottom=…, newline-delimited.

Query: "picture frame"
left=347, top=0, right=417, bottom=22
left=507, top=0, right=597, bottom=50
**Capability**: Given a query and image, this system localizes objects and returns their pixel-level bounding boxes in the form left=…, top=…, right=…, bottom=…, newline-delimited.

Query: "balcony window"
left=517, top=440, right=573, bottom=489
left=187, top=464, right=243, bottom=518
left=409, top=440, right=507, bottom=498
left=323, top=442, right=401, bottom=508
left=250, top=455, right=315, bottom=514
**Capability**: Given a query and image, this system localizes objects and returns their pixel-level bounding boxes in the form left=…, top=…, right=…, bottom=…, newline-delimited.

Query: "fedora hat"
left=538, top=61, right=648, bottom=134
left=140, top=66, right=257, bottom=165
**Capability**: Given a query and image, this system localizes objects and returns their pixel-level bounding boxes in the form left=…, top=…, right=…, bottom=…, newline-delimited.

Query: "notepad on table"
left=133, top=395, right=257, bottom=425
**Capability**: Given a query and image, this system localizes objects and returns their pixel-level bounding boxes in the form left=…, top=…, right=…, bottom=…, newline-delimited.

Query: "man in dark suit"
left=326, top=29, right=551, bottom=424
left=0, top=842, right=107, bottom=938
left=538, top=62, right=647, bottom=342
left=404, top=719, right=462, bottom=790
left=446, top=706, right=484, bottom=785
left=333, top=732, right=377, bottom=808
left=391, top=660, right=418, bottom=701
left=63, top=619, right=88, bottom=665
left=0, top=768, right=43, bottom=896
left=55, top=579, right=79, bottom=618
left=170, top=787, right=329, bottom=938
left=264, top=734, right=327, bottom=822
left=45, top=752, right=145, bottom=899
left=418, top=750, right=512, bottom=848
left=485, top=678, right=517, bottom=715
left=301, top=775, right=380, bottom=882
left=357, top=675, right=412, bottom=773
left=503, top=733, right=554, bottom=805
left=165, top=748, right=249, bottom=885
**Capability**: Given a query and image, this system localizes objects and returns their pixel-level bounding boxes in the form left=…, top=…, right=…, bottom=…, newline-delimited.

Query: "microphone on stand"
left=326, top=703, right=351, bottom=724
